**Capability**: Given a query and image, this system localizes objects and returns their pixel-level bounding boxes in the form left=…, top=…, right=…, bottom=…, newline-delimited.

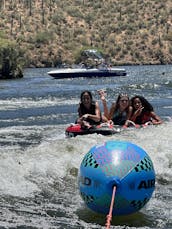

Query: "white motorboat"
left=47, top=49, right=127, bottom=79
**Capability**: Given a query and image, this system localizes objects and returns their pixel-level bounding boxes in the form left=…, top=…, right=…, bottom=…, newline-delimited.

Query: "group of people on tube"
left=76, top=90, right=162, bottom=129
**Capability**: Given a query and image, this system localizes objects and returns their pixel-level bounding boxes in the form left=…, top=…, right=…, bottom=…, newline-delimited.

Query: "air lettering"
left=138, top=179, right=155, bottom=189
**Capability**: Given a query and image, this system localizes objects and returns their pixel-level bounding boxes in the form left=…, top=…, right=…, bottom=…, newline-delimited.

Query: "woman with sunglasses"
left=98, top=90, right=132, bottom=126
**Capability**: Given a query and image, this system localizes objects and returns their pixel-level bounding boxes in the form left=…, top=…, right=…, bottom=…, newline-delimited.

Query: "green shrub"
left=0, top=39, right=24, bottom=79
left=34, top=31, right=52, bottom=44
left=169, top=46, right=172, bottom=55
left=164, top=31, right=172, bottom=41
left=66, top=6, right=83, bottom=18
left=152, top=39, right=158, bottom=45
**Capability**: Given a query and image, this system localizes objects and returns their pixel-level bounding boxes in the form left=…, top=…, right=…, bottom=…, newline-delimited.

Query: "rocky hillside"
left=0, top=0, right=172, bottom=67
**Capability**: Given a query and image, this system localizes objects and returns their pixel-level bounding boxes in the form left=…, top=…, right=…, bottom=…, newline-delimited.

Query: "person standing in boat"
left=129, top=95, right=163, bottom=126
left=98, top=90, right=132, bottom=126
left=77, top=90, right=107, bottom=129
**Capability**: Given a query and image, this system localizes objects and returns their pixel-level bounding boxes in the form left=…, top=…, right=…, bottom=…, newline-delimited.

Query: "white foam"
left=0, top=97, right=78, bottom=110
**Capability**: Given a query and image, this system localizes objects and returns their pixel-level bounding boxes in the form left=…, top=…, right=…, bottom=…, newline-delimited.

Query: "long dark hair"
left=80, top=90, right=93, bottom=102
left=131, top=95, right=154, bottom=112
left=79, top=90, right=96, bottom=118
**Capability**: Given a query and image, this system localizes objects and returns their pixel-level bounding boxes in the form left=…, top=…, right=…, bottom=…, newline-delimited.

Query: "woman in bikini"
left=98, top=90, right=132, bottom=126
left=77, top=90, right=106, bottom=129
left=130, top=95, right=163, bottom=126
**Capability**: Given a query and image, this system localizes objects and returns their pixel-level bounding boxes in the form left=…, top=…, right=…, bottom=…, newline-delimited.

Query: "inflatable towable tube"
left=78, top=140, right=156, bottom=215
left=65, top=120, right=151, bottom=137
left=65, top=123, right=121, bottom=137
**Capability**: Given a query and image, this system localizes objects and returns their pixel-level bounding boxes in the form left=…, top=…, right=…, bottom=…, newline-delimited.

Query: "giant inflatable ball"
left=78, top=141, right=155, bottom=215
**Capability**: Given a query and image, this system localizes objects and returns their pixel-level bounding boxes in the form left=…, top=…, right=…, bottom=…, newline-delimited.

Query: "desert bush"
left=34, top=31, right=52, bottom=44
left=164, top=31, right=172, bottom=41
left=0, top=39, right=24, bottom=79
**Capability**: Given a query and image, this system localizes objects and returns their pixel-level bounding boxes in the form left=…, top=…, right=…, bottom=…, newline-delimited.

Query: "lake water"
left=0, top=65, right=171, bottom=228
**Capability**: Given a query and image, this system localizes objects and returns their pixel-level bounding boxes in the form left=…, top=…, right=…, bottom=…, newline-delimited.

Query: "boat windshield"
left=81, top=49, right=104, bottom=61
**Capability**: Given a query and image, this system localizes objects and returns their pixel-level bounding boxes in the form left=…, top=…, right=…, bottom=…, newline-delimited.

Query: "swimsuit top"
left=79, top=101, right=101, bottom=125
left=135, top=111, right=152, bottom=124
left=112, top=109, right=127, bottom=125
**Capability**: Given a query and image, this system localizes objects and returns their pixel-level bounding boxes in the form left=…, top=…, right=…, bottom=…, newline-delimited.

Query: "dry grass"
left=0, top=0, right=172, bottom=67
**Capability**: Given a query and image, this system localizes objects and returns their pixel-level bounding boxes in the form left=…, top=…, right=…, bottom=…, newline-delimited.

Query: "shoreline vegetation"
left=0, top=0, right=172, bottom=79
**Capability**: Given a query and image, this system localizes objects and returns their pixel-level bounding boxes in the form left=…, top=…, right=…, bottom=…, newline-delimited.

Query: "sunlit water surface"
left=0, top=65, right=171, bottom=228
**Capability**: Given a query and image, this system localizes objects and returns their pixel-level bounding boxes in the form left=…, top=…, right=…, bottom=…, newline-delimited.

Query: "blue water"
left=0, top=65, right=171, bottom=228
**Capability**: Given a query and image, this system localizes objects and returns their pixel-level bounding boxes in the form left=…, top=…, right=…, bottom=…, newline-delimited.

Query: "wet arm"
left=76, top=106, right=83, bottom=123
left=101, top=98, right=109, bottom=118
left=108, top=103, right=116, bottom=120
left=98, top=89, right=109, bottom=118
left=89, top=102, right=101, bottom=122
left=151, top=112, right=163, bottom=125
left=130, top=107, right=144, bottom=122
left=124, top=106, right=133, bottom=126
left=81, top=102, right=101, bottom=122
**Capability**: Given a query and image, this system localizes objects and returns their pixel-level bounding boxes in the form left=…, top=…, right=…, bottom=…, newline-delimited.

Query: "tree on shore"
left=0, top=38, right=24, bottom=79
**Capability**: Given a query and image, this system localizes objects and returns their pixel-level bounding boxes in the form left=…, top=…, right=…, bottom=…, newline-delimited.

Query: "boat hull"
left=48, top=67, right=126, bottom=79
